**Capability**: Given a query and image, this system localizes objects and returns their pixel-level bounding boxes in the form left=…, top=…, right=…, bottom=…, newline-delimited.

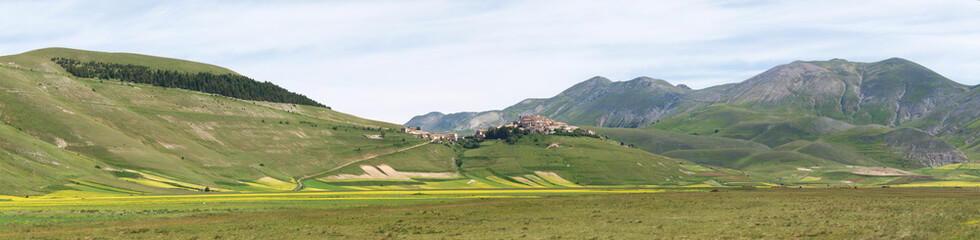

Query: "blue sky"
left=2, top=0, right=979, bottom=123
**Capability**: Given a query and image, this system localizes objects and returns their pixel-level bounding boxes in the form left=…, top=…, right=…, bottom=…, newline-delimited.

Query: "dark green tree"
left=52, top=58, right=327, bottom=108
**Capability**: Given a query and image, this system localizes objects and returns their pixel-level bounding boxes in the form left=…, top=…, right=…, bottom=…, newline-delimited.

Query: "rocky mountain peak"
left=583, top=76, right=613, bottom=84
left=558, top=76, right=612, bottom=98
left=620, top=76, right=684, bottom=92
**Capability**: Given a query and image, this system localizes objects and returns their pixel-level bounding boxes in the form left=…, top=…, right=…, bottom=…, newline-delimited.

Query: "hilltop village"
left=399, top=115, right=595, bottom=141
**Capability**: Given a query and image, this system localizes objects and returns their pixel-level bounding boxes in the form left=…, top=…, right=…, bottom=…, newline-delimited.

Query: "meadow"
left=1, top=187, right=977, bottom=239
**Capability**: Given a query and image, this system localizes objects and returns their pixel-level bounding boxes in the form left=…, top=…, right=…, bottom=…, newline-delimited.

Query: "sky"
left=2, top=0, right=979, bottom=124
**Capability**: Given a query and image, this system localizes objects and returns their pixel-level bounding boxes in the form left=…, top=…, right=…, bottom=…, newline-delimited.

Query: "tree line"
left=52, top=58, right=327, bottom=108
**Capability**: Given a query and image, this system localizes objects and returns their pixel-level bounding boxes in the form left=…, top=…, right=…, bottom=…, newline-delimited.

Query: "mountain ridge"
left=408, top=58, right=972, bottom=132
left=406, top=58, right=976, bottom=168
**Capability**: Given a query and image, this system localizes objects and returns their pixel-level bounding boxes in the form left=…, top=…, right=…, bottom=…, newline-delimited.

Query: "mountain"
left=718, top=58, right=968, bottom=126
left=507, top=76, right=690, bottom=127
left=907, top=86, right=980, bottom=160
left=405, top=76, right=690, bottom=133
left=410, top=58, right=969, bottom=134
left=408, top=58, right=976, bottom=171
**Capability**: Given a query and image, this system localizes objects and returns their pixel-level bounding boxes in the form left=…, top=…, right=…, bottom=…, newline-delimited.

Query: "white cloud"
left=1, top=0, right=978, bottom=123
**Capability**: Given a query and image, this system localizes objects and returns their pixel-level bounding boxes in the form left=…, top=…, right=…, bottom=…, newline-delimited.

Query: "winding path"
left=292, top=140, right=434, bottom=191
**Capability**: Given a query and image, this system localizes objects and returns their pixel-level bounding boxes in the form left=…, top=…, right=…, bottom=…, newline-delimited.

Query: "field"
left=1, top=188, right=978, bottom=239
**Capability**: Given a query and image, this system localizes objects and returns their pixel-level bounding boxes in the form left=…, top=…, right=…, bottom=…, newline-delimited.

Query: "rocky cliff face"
left=907, top=87, right=980, bottom=159
left=882, top=128, right=969, bottom=167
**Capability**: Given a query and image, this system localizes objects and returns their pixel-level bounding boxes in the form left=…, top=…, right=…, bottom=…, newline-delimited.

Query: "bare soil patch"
left=851, top=167, right=915, bottom=176
left=699, top=172, right=727, bottom=176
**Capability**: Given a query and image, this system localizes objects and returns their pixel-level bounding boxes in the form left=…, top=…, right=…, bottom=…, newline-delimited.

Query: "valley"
left=0, top=48, right=977, bottom=238
left=3, top=1, right=979, bottom=238
left=1, top=49, right=977, bottom=195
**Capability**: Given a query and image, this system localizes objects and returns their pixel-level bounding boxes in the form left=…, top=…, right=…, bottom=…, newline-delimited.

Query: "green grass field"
left=0, top=188, right=977, bottom=239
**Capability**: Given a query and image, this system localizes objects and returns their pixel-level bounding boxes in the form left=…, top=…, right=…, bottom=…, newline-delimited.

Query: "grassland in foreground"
left=0, top=188, right=978, bottom=239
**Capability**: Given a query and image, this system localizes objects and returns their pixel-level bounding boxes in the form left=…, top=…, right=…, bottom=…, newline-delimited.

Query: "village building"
left=399, top=116, right=590, bottom=143
left=443, top=133, right=460, bottom=141
left=401, top=127, right=424, bottom=135
left=511, top=115, right=581, bottom=134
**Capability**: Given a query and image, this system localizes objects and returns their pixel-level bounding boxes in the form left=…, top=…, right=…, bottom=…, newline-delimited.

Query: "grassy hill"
left=457, top=135, right=714, bottom=186
left=0, top=48, right=238, bottom=75
left=0, top=48, right=424, bottom=195
left=592, top=118, right=978, bottom=186
left=587, top=126, right=770, bottom=153
left=639, top=103, right=969, bottom=167
left=299, top=134, right=741, bottom=189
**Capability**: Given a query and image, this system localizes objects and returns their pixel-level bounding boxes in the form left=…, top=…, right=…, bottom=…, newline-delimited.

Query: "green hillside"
left=646, top=104, right=854, bottom=146
left=458, top=135, right=713, bottom=186
left=0, top=48, right=238, bottom=75
left=588, top=126, right=770, bottom=153
left=0, top=48, right=421, bottom=195
left=301, top=134, right=740, bottom=188
left=643, top=102, right=968, bottom=166
left=592, top=117, right=978, bottom=186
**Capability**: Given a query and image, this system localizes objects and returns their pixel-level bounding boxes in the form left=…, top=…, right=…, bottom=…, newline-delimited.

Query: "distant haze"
left=2, top=0, right=978, bottom=124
